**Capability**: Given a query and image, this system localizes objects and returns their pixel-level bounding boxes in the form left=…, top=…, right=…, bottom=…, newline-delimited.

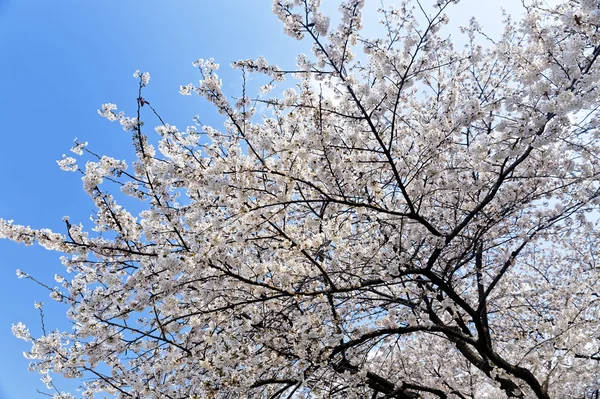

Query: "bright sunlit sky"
left=0, top=1, right=533, bottom=397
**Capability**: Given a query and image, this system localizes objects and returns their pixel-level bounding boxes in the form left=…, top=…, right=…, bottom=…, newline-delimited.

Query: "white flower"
left=40, top=374, right=52, bottom=389
left=141, top=72, right=150, bottom=86
left=259, top=83, right=275, bottom=94
left=119, top=116, right=140, bottom=132
left=133, top=70, right=151, bottom=86
left=179, top=84, right=193, bottom=95
left=12, top=322, right=30, bottom=341
left=70, top=140, right=87, bottom=156
left=98, top=103, right=119, bottom=121
left=57, top=155, right=78, bottom=172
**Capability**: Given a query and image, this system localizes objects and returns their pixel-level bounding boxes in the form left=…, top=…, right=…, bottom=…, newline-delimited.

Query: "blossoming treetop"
left=4, top=0, right=600, bottom=397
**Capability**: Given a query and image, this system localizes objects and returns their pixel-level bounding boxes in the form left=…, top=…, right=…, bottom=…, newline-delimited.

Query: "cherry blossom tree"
left=4, top=0, right=600, bottom=397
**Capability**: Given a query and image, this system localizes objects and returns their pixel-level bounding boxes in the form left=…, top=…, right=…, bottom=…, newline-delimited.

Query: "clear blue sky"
left=0, top=1, right=523, bottom=398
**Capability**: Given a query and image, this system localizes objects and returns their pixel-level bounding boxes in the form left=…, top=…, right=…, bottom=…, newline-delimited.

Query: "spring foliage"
left=4, top=0, right=600, bottom=398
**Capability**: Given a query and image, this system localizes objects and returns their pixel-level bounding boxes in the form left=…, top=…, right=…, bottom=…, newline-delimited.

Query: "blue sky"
left=0, top=1, right=525, bottom=397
